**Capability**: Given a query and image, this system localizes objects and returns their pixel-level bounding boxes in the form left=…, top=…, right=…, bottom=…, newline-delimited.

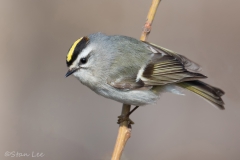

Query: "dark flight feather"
left=141, top=42, right=207, bottom=85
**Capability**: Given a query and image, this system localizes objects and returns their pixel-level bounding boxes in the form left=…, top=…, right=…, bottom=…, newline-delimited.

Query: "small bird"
left=65, top=33, right=225, bottom=123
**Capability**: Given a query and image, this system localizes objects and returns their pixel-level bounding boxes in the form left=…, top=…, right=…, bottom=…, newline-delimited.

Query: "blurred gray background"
left=1, top=0, right=239, bottom=160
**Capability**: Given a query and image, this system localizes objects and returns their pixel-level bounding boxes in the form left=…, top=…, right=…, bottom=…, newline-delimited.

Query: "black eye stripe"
left=66, top=37, right=89, bottom=67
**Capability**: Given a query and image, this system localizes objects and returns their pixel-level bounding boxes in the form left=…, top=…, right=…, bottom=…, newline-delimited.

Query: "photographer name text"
left=5, top=151, right=45, bottom=158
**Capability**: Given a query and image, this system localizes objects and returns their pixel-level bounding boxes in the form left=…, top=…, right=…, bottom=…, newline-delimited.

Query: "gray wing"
left=106, top=53, right=148, bottom=90
left=107, top=40, right=207, bottom=90
left=140, top=41, right=207, bottom=86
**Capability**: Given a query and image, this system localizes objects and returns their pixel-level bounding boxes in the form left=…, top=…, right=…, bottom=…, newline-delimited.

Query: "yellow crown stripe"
left=67, top=37, right=83, bottom=62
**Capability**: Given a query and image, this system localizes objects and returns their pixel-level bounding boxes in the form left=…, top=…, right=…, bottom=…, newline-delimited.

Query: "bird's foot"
left=117, top=106, right=139, bottom=125
left=117, top=115, right=134, bottom=125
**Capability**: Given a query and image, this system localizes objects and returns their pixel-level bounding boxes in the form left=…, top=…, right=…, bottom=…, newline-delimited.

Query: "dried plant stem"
left=111, top=104, right=131, bottom=160
left=140, top=0, right=161, bottom=41
left=111, top=1, right=161, bottom=160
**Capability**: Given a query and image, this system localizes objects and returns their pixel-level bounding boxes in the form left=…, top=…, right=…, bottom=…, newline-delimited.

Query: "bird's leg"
left=117, top=106, right=139, bottom=125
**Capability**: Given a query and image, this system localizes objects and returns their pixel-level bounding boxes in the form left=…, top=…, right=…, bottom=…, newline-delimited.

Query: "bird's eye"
left=80, top=58, right=87, bottom=64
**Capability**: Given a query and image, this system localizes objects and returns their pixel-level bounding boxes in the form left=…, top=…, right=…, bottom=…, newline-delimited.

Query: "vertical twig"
left=111, top=104, right=131, bottom=160
left=111, top=1, right=161, bottom=160
left=140, top=0, right=161, bottom=41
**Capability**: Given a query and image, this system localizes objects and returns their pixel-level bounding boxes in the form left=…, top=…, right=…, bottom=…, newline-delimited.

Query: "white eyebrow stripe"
left=79, top=46, right=93, bottom=59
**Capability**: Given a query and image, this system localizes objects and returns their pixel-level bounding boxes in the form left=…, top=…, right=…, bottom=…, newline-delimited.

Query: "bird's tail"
left=177, top=80, right=225, bottom=110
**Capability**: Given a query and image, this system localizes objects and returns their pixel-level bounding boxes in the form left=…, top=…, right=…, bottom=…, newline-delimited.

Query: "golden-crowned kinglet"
left=65, top=33, right=225, bottom=110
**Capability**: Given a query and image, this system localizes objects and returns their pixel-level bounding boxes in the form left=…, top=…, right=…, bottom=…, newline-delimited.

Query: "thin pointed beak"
left=65, top=67, right=79, bottom=77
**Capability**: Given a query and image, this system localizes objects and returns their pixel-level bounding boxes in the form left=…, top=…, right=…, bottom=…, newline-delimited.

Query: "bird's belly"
left=93, top=85, right=159, bottom=106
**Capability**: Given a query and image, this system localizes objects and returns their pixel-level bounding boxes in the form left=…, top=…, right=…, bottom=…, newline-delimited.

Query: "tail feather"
left=177, top=80, right=225, bottom=110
